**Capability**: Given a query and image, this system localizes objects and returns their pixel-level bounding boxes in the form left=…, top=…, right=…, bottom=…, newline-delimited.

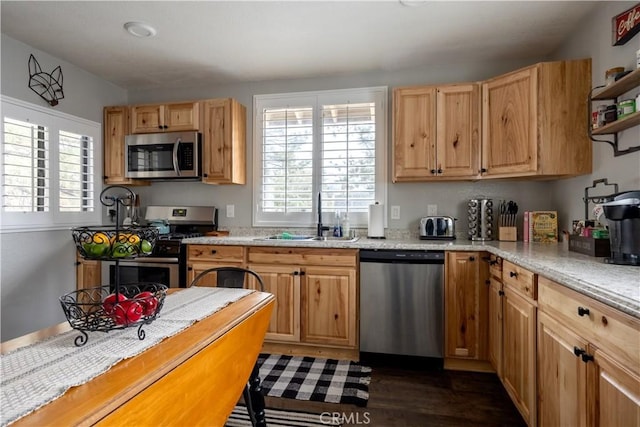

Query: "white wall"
left=0, top=35, right=128, bottom=341
left=551, top=2, right=640, bottom=230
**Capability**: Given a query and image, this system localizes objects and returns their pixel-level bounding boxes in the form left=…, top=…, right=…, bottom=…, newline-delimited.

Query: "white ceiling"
left=1, top=1, right=600, bottom=91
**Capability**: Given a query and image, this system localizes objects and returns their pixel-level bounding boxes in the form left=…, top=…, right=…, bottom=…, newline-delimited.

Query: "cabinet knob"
left=292, top=271, right=299, bottom=276
left=509, top=271, right=518, bottom=278
left=481, top=168, right=487, bottom=173
left=498, top=290, right=505, bottom=296
left=437, top=168, right=443, bottom=174
left=581, top=353, right=594, bottom=363
left=158, top=125, right=163, bottom=129
left=430, top=169, right=436, bottom=174
left=300, top=271, right=306, bottom=276
left=210, top=250, right=217, bottom=255
left=485, top=279, right=490, bottom=285
left=577, top=306, right=590, bottom=317
left=573, top=346, right=586, bottom=357
left=188, top=266, right=193, bottom=271
left=203, top=173, right=208, bottom=178
left=469, top=256, right=475, bottom=261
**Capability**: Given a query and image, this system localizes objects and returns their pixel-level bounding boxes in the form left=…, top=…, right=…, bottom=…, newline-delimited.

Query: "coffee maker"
left=602, top=191, right=640, bottom=266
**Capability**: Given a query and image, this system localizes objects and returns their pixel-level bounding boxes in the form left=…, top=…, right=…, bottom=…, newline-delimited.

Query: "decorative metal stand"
left=62, top=185, right=166, bottom=346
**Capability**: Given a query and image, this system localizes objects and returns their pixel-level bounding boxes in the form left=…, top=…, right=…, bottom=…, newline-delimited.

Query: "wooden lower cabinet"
left=248, top=264, right=300, bottom=343
left=444, top=251, right=489, bottom=366
left=502, top=286, right=537, bottom=426
left=488, top=275, right=503, bottom=377
left=537, top=276, right=640, bottom=427
left=76, top=254, right=101, bottom=290
left=248, top=247, right=359, bottom=360
left=300, top=266, right=357, bottom=348
left=538, top=311, right=588, bottom=427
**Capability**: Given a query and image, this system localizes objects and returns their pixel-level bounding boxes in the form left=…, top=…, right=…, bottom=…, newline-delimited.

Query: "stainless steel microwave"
left=125, top=131, right=201, bottom=179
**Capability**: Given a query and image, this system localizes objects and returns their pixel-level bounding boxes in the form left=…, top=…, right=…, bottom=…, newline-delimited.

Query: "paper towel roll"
left=368, top=203, right=385, bottom=238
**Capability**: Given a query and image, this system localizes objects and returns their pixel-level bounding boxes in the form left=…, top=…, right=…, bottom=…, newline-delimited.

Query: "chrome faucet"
left=316, top=192, right=330, bottom=237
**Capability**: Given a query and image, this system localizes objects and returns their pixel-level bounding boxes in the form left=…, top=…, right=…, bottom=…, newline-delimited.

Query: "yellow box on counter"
left=528, top=211, right=558, bottom=243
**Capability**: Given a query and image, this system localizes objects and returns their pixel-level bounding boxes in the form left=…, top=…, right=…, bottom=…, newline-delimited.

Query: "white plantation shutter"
left=1, top=96, right=101, bottom=231
left=320, top=102, right=376, bottom=215
left=58, top=131, right=94, bottom=212
left=2, top=118, right=49, bottom=212
left=254, top=88, right=387, bottom=227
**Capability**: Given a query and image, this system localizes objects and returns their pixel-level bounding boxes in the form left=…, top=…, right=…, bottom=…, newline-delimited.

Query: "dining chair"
left=189, top=266, right=268, bottom=427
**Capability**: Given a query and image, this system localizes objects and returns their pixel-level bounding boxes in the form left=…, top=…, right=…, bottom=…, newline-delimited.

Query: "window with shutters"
left=253, top=87, right=387, bottom=227
left=1, top=96, right=101, bottom=231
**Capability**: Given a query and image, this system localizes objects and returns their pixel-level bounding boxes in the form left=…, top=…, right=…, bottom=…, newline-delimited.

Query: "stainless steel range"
left=101, top=206, right=217, bottom=288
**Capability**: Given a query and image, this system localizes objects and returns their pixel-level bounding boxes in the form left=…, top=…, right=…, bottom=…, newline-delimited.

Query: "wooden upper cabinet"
left=201, top=98, right=246, bottom=185
left=130, top=101, right=200, bottom=133
left=481, top=58, right=592, bottom=179
left=103, top=106, right=149, bottom=186
left=393, top=83, right=479, bottom=182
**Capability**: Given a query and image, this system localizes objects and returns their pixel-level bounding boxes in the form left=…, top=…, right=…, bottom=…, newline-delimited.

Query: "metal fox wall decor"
left=28, top=54, right=64, bottom=106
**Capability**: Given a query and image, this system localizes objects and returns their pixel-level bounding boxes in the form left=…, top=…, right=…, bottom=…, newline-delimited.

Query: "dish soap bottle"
left=333, top=211, right=343, bottom=237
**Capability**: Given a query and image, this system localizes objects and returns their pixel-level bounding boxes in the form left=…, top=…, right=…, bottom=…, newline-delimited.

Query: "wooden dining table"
left=1, top=289, right=275, bottom=426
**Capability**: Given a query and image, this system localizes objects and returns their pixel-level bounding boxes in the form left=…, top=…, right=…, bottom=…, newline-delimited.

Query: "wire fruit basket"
left=72, top=225, right=159, bottom=260
left=60, top=283, right=168, bottom=346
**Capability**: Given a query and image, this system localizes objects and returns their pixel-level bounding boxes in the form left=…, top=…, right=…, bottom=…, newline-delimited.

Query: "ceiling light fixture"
left=124, top=21, right=157, bottom=38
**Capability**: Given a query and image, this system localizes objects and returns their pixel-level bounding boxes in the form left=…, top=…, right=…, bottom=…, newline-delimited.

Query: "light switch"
left=226, top=204, right=235, bottom=218
left=391, top=205, right=400, bottom=220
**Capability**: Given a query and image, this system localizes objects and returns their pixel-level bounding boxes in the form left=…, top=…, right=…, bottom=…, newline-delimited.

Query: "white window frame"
left=253, top=87, right=387, bottom=228
left=1, top=96, right=102, bottom=232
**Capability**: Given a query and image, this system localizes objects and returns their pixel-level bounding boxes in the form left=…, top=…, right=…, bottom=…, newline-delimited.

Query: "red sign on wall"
left=613, top=2, right=640, bottom=46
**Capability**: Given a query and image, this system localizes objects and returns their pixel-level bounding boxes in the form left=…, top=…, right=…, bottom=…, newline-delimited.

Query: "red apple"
left=112, top=300, right=143, bottom=325
left=102, top=293, right=128, bottom=314
left=135, top=291, right=159, bottom=316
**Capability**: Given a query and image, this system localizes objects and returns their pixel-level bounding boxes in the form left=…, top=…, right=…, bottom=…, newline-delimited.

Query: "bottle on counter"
left=342, top=212, right=350, bottom=238
left=333, top=211, right=343, bottom=237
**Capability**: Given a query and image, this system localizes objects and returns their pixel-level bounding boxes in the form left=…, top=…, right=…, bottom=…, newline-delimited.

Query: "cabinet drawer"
left=538, top=276, right=640, bottom=373
left=187, top=245, right=245, bottom=262
left=488, top=254, right=502, bottom=279
left=248, top=247, right=357, bottom=267
left=502, top=260, right=536, bottom=300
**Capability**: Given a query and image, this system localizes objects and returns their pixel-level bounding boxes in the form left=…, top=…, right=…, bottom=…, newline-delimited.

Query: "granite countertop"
left=182, top=235, right=640, bottom=319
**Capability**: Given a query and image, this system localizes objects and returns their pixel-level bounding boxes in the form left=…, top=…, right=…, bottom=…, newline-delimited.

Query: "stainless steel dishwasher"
left=359, top=249, right=444, bottom=358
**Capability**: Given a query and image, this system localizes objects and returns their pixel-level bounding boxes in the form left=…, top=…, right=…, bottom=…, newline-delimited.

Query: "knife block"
left=499, top=226, right=517, bottom=241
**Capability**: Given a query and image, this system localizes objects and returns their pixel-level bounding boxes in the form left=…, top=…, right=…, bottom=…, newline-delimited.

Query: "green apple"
left=140, top=240, right=153, bottom=254
left=111, top=242, right=132, bottom=258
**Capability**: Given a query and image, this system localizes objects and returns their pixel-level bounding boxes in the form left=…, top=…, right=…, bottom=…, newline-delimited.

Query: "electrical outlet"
left=427, top=204, right=438, bottom=216
left=391, top=205, right=400, bottom=220
left=226, top=204, right=235, bottom=218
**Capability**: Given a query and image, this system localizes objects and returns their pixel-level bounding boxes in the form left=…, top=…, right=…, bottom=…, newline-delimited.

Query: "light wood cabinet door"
left=436, top=83, right=480, bottom=178
left=537, top=311, right=588, bottom=427
left=482, top=66, right=537, bottom=176
left=445, top=252, right=488, bottom=360
left=488, top=276, right=503, bottom=377
left=393, top=86, right=436, bottom=181
left=76, top=255, right=101, bottom=291
left=130, top=102, right=199, bottom=133
left=592, top=348, right=640, bottom=427
left=249, top=264, right=301, bottom=343
left=502, top=287, right=537, bottom=426
left=130, top=104, right=164, bottom=133
left=201, top=98, right=246, bottom=184
left=300, top=266, right=357, bottom=348
left=103, top=106, right=148, bottom=186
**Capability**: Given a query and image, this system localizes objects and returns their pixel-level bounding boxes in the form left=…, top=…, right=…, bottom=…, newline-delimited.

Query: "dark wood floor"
left=261, top=354, right=526, bottom=427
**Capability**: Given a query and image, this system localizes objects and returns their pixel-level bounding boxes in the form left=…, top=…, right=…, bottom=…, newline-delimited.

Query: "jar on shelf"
left=605, top=67, right=625, bottom=86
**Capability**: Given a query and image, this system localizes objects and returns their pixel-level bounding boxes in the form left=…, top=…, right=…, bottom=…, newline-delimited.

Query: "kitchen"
left=1, top=1, right=639, bottom=426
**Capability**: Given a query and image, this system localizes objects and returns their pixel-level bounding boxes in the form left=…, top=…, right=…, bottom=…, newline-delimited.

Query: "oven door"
left=101, top=257, right=180, bottom=288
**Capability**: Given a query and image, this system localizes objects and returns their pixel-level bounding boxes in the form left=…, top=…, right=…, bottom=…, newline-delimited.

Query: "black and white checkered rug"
left=257, top=353, right=371, bottom=407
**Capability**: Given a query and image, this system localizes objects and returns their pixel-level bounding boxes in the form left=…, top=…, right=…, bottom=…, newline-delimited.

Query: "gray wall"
left=551, top=2, right=640, bottom=231
left=0, top=35, right=128, bottom=341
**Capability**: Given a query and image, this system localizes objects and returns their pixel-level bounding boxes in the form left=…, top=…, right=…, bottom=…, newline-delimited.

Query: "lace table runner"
left=0, top=286, right=252, bottom=426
